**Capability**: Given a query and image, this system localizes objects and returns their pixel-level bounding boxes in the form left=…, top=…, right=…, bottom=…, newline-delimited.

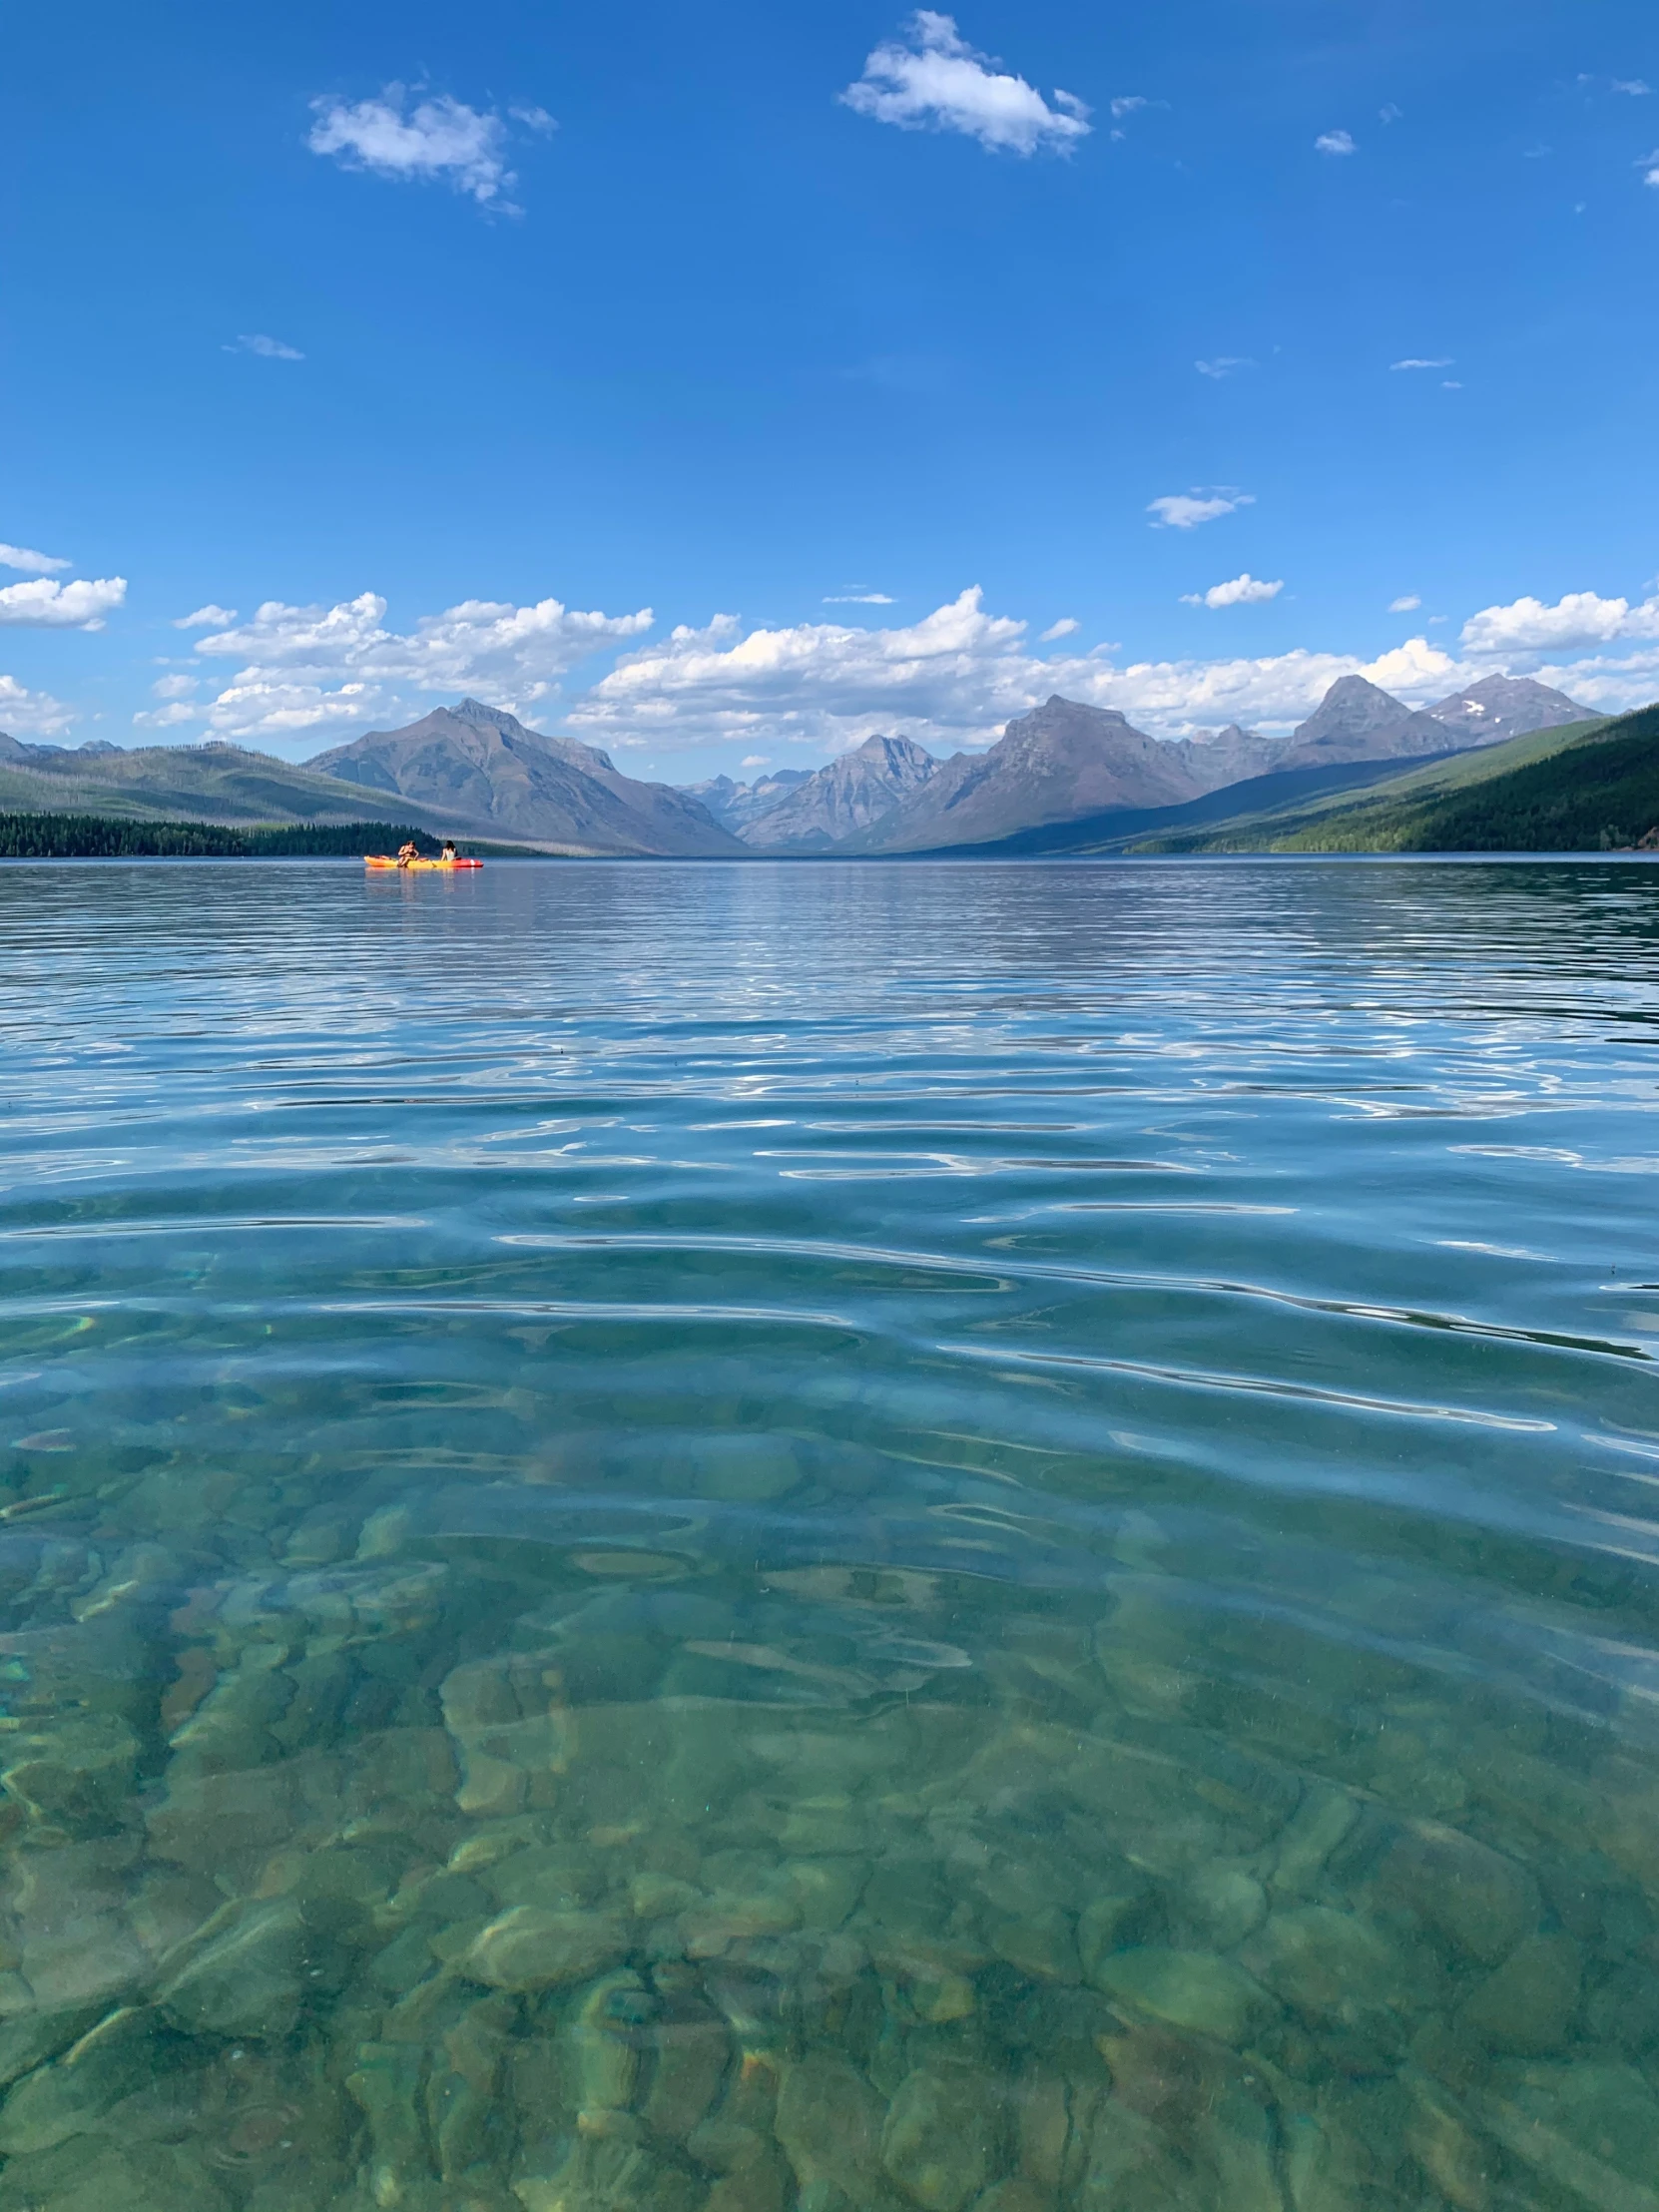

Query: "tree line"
left=0, top=815, right=441, bottom=859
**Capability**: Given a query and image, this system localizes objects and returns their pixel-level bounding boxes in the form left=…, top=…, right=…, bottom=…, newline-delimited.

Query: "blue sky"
left=5, top=0, right=1659, bottom=780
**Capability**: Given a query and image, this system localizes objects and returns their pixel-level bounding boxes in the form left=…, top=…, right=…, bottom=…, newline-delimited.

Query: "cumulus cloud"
left=1614, top=80, right=1651, bottom=96
left=175, top=605, right=238, bottom=629
left=1148, top=491, right=1253, bottom=529
left=841, top=13, right=1091, bottom=156
left=1040, top=618, right=1079, bottom=641
left=1459, top=589, right=1659, bottom=655
left=1639, top=150, right=1659, bottom=187
left=1389, top=594, right=1422, bottom=613
left=1316, top=130, right=1356, bottom=155
left=0, top=576, right=126, bottom=630
left=824, top=592, right=895, bottom=604
left=1195, top=356, right=1253, bottom=378
left=0, top=674, right=72, bottom=736
left=133, top=701, right=202, bottom=731
left=307, top=86, right=527, bottom=206
left=740, top=755, right=771, bottom=769
left=1181, top=573, right=1284, bottom=609
left=227, top=333, right=304, bottom=361
left=560, top=585, right=1473, bottom=755
left=0, top=543, right=70, bottom=575
left=180, top=589, right=654, bottom=741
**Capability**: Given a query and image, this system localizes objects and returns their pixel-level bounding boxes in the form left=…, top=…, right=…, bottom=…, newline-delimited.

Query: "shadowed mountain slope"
left=308, top=699, right=742, bottom=856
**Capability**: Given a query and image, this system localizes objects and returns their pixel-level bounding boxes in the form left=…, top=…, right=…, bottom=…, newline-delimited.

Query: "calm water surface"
left=0, top=857, right=1657, bottom=2212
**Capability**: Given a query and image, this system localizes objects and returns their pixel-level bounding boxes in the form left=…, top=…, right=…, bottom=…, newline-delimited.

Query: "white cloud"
left=133, top=701, right=202, bottom=731
left=1460, top=589, right=1659, bottom=655
left=150, top=674, right=198, bottom=701
left=1148, top=490, right=1254, bottom=529
left=561, top=585, right=1471, bottom=754
left=1390, top=357, right=1452, bottom=370
left=0, top=576, right=126, bottom=630
left=183, top=589, right=654, bottom=741
left=1442, top=380, right=1462, bottom=390
left=740, top=755, right=771, bottom=769
left=175, top=605, right=238, bottom=630
left=824, top=592, right=895, bottom=604
left=227, top=333, right=304, bottom=361
left=1316, top=129, right=1356, bottom=156
left=1380, top=103, right=1403, bottom=123
left=1109, top=96, right=1148, bottom=119
left=1640, top=151, right=1659, bottom=187
left=1388, top=594, right=1421, bottom=614
left=1614, top=80, right=1651, bottom=96
left=841, top=13, right=1091, bottom=156
left=0, top=674, right=72, bottom=736
left=307, top=86, right=521, bottom=206
left=0, top=542, right=70, bottom=575
left=1040, top=618, right=1079, bottom=641
left=508, top=105, right=557, bottom=134
left=1181, top=573, right=1284, bottom=609
left=1195, top=356, right=1253, bottom=378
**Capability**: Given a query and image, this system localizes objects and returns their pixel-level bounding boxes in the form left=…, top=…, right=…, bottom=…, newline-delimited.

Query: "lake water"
left=1, top=856, right=1658, bottom=2212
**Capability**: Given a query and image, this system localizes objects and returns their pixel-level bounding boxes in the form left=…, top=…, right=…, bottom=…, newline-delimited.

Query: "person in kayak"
left=440, top=840, right=458, bottom=861
left=396, top=840, right=420, bottom=867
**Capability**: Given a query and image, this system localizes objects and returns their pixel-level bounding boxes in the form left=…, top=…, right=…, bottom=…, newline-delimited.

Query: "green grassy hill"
left=0, top=741, right=454, bottom=830
left=1128, top=707, right=1659, bottom=853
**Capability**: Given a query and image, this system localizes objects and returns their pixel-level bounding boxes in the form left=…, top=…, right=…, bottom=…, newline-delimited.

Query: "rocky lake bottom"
left=0, top=857, right=1657, bottom=2212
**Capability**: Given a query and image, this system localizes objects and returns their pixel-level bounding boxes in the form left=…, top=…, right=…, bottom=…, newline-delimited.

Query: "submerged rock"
left=1457, top=1933, right=1581, bottom=2055
left=1090, top=1947, right=1272, bottom=2045
left=0, top=2003, right=161, bottom=2155
left=1170, top=1864, right=1267, bottom=1951
left=0, top=1715, right=139, bottom=1837
left=1377, top=1822, right=1541, bottom=1964
left=1270, top=1785, right=1358, bottom=1899
left=462, top=1909, right=627, bottom=1993
left=774, top=2051, right=887, bottom=2199
left=563, top=1970, right=654, bottom=2121
left=1241, top=1907, right=1409, bottom=2031
left=156, top=1899, right=304, bottom=2038
left=881, top=2064, right=1002, bottom=2212
left=1474, top=2059, right=1659, bottom=2208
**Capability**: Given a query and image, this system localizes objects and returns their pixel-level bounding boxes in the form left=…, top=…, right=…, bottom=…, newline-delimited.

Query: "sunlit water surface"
left=1, top=857, right=1658, bottom=2212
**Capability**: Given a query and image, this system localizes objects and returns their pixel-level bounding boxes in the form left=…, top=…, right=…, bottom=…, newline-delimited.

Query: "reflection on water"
left=0, top=856, right=1658, bottom=2212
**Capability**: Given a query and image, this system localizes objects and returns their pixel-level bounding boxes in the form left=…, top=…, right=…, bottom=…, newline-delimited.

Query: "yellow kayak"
left=364, top=856, right=483, bottom=870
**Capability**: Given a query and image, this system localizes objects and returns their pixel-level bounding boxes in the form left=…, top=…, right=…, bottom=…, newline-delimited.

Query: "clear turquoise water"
left=0, top=856, right=1657, bottom=2212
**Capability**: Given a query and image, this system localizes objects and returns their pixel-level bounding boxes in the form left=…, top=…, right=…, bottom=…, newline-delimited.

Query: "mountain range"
left=0, top=673, right=1600, bottom=856
left=0, top=702, right=742, bottom=855
left=695, top=672, right=1592, bottom=856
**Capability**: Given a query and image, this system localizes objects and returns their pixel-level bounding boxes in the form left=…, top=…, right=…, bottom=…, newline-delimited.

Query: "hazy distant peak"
left=738, top=730, right=939, bottom=849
